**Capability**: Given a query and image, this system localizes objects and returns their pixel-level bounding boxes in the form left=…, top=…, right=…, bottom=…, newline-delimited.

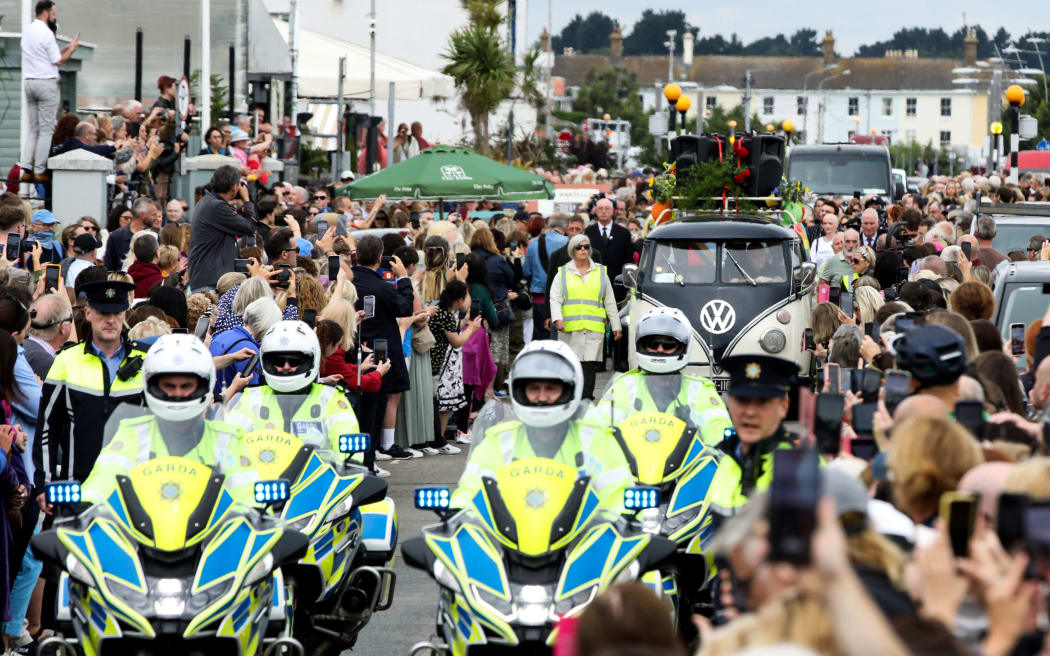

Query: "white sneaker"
left=372, top=465, right=391, bottom=478
left=419, top=446, right=440, bottom=456
left=404, top=447, right=424, bottom=458
left=437, top=444, right=462, bottom=455
left=374, top=450, right=392, bottom=461
left=455, top=431, right=472, bottom=444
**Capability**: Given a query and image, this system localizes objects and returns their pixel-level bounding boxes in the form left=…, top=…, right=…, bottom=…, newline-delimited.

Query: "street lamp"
left=664, top=83, right=682, bottom=139
left=664, top=30, right=677, bottom=83
left=728, top=119, right=738, bottom=144
left=782, top=119, right=794, bottom=145
left=801, top=63, right=839, bottom=143
left=816, top=69, right=850, bottom=144
left=675, top=95, right=691, bottom=137
left=765, top=123, right=775, bottom=132
left=1006, top=84, right=1025, bottom=182
left=1026, top=37, right=1049, bottom=102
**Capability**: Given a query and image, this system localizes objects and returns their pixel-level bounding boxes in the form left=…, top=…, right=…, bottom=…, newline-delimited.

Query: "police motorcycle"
left=592, top=309, right=725, bottom=625
left=402, top=341, right=678, bottom=655
left=219, top=320, right=399, bottom=654
left=31, top=404, right=307, bottom=656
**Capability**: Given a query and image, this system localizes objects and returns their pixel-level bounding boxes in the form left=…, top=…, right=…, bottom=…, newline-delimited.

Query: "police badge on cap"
left=80, top=280, right=135, bottom=313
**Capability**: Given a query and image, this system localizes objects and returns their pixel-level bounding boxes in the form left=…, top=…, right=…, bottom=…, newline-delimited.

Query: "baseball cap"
left=32, top=209, right=58, bottom=224
left=339, top=170, right=355, bottom=182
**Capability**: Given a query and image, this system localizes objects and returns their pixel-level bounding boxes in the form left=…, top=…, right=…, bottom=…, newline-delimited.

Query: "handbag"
left=412, top=323, right=437, bottom=354
left=494, top=297, right=514, bottom=325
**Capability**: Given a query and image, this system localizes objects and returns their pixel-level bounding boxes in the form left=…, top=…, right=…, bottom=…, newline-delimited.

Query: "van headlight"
left=759, top=329, right=786, bottom=353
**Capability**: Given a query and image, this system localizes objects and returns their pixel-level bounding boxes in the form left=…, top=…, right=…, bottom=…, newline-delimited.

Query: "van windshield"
left=788, top=153, right=889, bottom=195
left=645, top=239, right=788, bottom=285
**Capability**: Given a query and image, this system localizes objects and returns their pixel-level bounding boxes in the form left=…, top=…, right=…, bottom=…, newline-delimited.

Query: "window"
left=882, top=98, right=893, bottom=116
left=940, top=98, right=951, bottom=117
left=797, top=96, right=806, bottom=115
left=848, top=97, right=859, bottom=116
left=722, top=241, right=787, bottom=284
left=906, top=97, right=917, bottom=117
left=904, top=130, right=916, bottom=142
left=939, top=130, right=951, bottom=144
left=763, top=97, right=774, bottom=115
left=705, top=96, right=717, bottom=109
left=647, top=240, right=717, bottom=285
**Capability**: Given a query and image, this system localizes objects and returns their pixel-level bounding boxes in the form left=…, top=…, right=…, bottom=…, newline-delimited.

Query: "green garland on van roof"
left=675, top=159, right=755, bottom=211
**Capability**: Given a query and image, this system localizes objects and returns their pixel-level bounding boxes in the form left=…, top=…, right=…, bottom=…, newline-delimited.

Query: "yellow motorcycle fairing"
left=474, top=458, right=596, bottom=557
left=613, top=412, right=700, bottom=485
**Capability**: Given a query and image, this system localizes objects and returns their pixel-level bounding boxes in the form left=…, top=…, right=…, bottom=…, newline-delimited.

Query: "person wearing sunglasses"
left=312, top=188, right=331, bottom=213
left=586, top=307, right=732, bottom=446
left=548, top=233, right=621, bottom=400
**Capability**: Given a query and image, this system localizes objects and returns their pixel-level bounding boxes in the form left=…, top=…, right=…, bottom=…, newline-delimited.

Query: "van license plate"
left=713, top=378, right=731, bottom=392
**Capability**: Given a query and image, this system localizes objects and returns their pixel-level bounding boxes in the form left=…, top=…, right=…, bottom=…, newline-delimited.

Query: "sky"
left=524, top=0, right=1047, bottom=56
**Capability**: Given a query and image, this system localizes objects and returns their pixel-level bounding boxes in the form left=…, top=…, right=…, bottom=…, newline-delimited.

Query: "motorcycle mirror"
left=46, top=481, right=82, bottom=506
left=254, top=480, right=290, bottom=506
left=338, top=433, right=372, bottom=454
left=624, top=486, right=661, bottom=511
left=415, top=487, right=451, bottom=511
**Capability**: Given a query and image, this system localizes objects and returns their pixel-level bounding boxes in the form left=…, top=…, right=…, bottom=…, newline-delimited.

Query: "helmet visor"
left=146, top=372, right=210, bottom=404
left=262, top=351, right=313, bottom=377
left=511, top=350, right=576, bottom=407
left=637, top=335, right=686, bottom=356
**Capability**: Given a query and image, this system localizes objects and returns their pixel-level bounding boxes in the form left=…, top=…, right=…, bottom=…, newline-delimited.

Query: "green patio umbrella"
left=335, top=145, right=554, bottom=205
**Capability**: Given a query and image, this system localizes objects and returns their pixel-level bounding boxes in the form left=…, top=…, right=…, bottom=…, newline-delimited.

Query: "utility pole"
left=334, top=56, right=345, bottom=183
left=506, top=0, right=516, bottom=163
left=368, top=0, right=376, bottom=119
left=288, top=0, right=299, bottom=123
left=665, top=30, right=677, bottom=83
left=201, top=0, right=211, bottom=133
left=743, top=70, right=752, bottom=133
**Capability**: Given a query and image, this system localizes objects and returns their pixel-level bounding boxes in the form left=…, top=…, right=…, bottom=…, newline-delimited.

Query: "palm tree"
left=519, top=48, right=546, bottom=130
left=442, top=23, right=515, bottom=152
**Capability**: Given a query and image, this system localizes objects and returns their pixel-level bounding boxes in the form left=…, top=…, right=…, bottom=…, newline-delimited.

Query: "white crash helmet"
left=143, top=334, right=216, bottom=422
left=259, top=320, right=321, bottom=393
left=634, top=307, right=691, bottom=374
left=508, top=340, right=583, bottom=428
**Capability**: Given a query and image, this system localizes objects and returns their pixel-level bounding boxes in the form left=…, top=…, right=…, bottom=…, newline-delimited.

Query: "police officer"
left=33, top=280, right=146, bottom=513
left=587, top=307, right=732, bottom=445
left=708, top=355, right=800, bottom=518
left=451, top=340, right=632, bottom=511
left=81, top=334, right=251, bottom=503
left=223, top=320, right=360, bottom=456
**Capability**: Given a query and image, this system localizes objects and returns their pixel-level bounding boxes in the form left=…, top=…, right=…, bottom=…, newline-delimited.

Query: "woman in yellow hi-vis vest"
left=548, top=232, right=621, bottom=399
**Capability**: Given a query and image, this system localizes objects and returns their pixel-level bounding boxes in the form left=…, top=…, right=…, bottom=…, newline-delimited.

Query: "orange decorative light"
left=1006, top=85, right=1026, bottom=106
left=663, top=83, right=682, bottom=104
left=675, top=95, right=691, bottom=112
left=781, top=119, right=794, bottom=132
left=602, top=113, right=611, bottom=121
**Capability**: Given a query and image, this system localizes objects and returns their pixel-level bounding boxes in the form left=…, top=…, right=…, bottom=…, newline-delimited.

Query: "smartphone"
left=814, top=393, right=845, bottom=456
left=824, top=363, right=841, bottom=394
left=997, top=492, right=1030, bottom=552
left=328, top=255, right=340, bottom=280
left=456, top=252, right=466, bottom=270
left=410, top=212, right=420, bottom=229
left=955, top=400, right=985, bottom=438
left=852, top=402, right=877, bottom=437
left=860, top=369, right=881, bottom=402
left=1024, top=503, right=1050, bottom=577
left=5, top=233, right=20, bottom=262
left=864, top=321, right=880, bottom=342
left=244, top=234, right=256, bottom=247
left=302, top=308, right=317, bottom=328
left=940, top=492, right=978, bottom=558
left=804, top=328, right=816, bottom=351
left=884, top=287, right=897, bottom=301
left=1010, top=322, right=1026, bottom=356
left=884, top=369, right=910, bottom=415
left=839, top=367, right=853, bottom=394
left=838, top=291, right=854, bottom=316
left=172, top=327, right=188, bottom=334
left=380, top=255, right=393, bottom=269
left=316, top=220, right=329, bottom=235
left=373, top=338, right=388, bottom=363
left=44, top=263, right=61, bottom=291
left=194, top=314, right=211, bottom=340
left=961, top=241, right=972, bottom=260
left=767, top=449, right=821, bottom=564
left=894, top=316, right=915, bottom=333
left=469, top=298, right=481, bottom=321
left=817, top=283, right=830, bottom=304
left=241, top=352, right=260, bottom=380
left=850, top=438, right=879, bottom=461
left=234, top=258, right=250, bottom=274
left=896, top=266, right=909, bottom=285
left=363, top=295, right=376, bottom=319
left=275, top=264, right=291, bottom=288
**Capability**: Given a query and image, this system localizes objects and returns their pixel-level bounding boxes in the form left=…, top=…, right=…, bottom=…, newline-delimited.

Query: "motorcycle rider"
left=223, top=320, right=361, bottom=455
left=587, top=307, right=732, bottom=444
left=450, top=340, right=632, bottom=511
left=81, top=333, right=252, bottom=503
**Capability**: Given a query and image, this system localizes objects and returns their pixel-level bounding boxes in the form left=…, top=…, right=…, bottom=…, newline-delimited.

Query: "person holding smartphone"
left=708, top=355, right=801, bottom=520
left=892, top=324, right=970, bottom=409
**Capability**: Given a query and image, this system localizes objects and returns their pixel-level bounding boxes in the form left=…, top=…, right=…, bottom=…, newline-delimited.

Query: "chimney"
left=964, top=27, right=978, bottom=65
left=823, top=30, right=836, bottom=66
left=539, top=27, right=551, bottom=53
left=682, top=30, right=694, bottom=66
left=610, top=26, right=623, bottom=62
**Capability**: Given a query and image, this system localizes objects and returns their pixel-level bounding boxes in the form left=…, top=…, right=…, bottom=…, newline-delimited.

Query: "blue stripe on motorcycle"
left=612, top=536, right=644, bottom=569
left=561, top=528, right=616, bottom=596
left=285, top=467, right=336, bottom=521
left=361, top=513, right=387, bottom=541
left=456, top=530, right=505, bottom=596
left=669, top=461, right=716, bottom=516
left=471, top=489, right=494, bottom=532
left=198, top=522, right=252, bottom=589
left=210, top=489, right=234, bottom=529
left=88, top=598, right=108, bottom=631
left=298, top=452, right=324, bottom=484
left=87, top=524, right=141, bottom=588
left=314, top=531, right=335, bottom=561
left=574, top=489, right=599, bottom=534
left=683, top=440, right=704, bottom=468
left=231, top=596, right=251, bottom=632
left=106, top=490, right=130, bottom=527
left=456, top=615, right=472, bottom=640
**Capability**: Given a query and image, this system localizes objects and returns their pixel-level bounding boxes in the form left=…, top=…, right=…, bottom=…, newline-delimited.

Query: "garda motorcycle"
left=31, top=405, right=307, bottom=656
left=595, top=377, right=724, bottom=624
left=402, top=402, right=676, bottom=656
left=219, top=393, right=399, bottom=656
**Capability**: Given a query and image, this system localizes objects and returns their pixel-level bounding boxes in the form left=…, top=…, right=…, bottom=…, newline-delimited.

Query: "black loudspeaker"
left=671, top=134, right=723, bottom=177
left=738, top=134, right=785, bottom=197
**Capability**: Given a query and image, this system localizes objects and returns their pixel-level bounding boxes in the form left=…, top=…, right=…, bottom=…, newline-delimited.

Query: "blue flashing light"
left=624, top=486, right=661, bottom=511
left=415, top=487, right=451, bottom=510
left=47, top=481, right=82, bottom=505
left=723, top=427, right=737, bottom=440
left=254, top=480, right=290, bottom=505
left=339, top=433, right=371, bottom=454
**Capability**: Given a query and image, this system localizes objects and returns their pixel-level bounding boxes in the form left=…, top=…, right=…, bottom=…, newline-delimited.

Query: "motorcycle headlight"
left=640, top=508, right=662, bottom=535
left=153, top=578, right=186, bottom=618
left=65, top=553, right=94, bottom=587
left=330, top=495, right=355, bottom=523
left=432, top=558, right=462, bottom=594
left=244, top=553, right=274, bottom=586
left=614, top=560, right=641, bottom=584
left=285, top=513, right=316, bottom=534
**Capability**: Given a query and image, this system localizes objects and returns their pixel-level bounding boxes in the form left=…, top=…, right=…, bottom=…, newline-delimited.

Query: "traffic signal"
left=737, top=134, right=785, bottom=197
left=670, top=134, right=721, bottom=177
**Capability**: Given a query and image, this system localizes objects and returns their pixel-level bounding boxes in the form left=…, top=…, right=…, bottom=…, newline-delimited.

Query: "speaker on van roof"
left=738, top=134, right=785, bottom=197
left=671, top=135, right=722, bottom=176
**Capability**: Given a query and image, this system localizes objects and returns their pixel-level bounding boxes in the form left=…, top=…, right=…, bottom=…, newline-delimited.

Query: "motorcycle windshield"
left=466, top=398, right=595, bottom=461
left=614, top=412, right=692, bottom=485
left=486, top=458, right=586, bottom=556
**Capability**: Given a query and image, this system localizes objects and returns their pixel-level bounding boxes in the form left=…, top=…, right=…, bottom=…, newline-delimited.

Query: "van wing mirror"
left=794, top=262, right=816, bottom=287
left=621, top=264, right=639, bottom=289
left=893, top=181, right=905, bottom=201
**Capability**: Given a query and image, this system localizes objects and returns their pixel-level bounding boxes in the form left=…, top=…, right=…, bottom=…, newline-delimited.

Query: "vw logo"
left=699, top=300, right=737, bottom=335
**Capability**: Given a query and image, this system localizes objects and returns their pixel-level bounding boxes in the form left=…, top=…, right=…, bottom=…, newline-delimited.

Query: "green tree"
left=519, top=48, right=547, bottom=128
left=551, top=11, right=619, bottom=54
left=189, top=69, right=228, bottom=124
left=622, top=9, right=688, bottom=56
left=442, top=2, right=515, bottom=152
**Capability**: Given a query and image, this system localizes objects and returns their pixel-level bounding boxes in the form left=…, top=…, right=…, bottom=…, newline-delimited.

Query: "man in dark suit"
left=585, top=198, right=633, bottom=302
left=351, top=235, right=414, bottom=474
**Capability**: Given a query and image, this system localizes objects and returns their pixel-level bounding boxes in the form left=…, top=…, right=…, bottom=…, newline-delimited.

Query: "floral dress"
left=429, top=307, right=466, bottom=413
